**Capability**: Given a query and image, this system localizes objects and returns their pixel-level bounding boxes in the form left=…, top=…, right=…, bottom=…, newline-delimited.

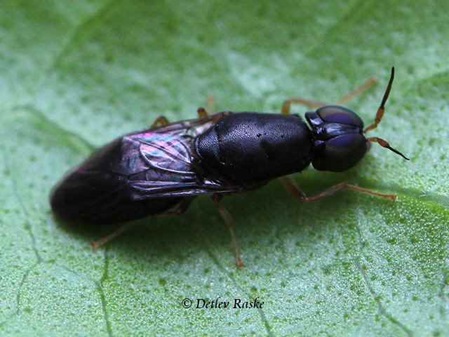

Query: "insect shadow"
left=53, top=172, right=379, bottom=266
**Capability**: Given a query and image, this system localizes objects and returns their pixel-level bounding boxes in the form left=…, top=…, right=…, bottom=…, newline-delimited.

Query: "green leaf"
left=1, top=1, right=448, bottom=336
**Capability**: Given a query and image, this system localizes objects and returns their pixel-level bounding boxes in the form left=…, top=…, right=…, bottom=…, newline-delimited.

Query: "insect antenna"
left=364, top=67, right=395, bottom=133
left=364, top=67, right=409, bottom=160
left=367, top=136, right=409, bottom=160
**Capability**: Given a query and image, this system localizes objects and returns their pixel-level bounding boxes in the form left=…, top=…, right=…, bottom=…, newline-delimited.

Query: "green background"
left=1, top=1, right=448, bottom=336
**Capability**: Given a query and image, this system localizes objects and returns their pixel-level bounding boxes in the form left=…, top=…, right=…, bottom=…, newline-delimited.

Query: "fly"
left=50, top=67, right=408, bottom=267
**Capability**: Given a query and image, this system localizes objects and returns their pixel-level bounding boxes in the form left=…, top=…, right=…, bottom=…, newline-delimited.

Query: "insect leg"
left=206, top=96, right=215, bottom=113
left=281, top=98, right=327, bottom=115
left=151, top=116, right=170, bottom=128
left=212, top=194, right=244, bottom=268
left=281, top=76, right=378, bottom=115
left=91, top=199, right=194, bottom=249
left=91, top=223, right=138, bottom=250
left=197, top=107, right=209, bottom=119
left=280, top=176, right=397, bottom=202
left=197, top=95, right=216, bottom=119
left=336, top=77, right=377, bottom=105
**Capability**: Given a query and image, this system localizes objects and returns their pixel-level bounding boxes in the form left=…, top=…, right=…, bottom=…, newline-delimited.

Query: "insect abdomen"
left=50, top=137, right=186, bottom=224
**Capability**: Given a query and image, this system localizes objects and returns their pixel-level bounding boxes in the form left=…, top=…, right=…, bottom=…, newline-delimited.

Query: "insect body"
left=50, top=68, right=408, bottom=266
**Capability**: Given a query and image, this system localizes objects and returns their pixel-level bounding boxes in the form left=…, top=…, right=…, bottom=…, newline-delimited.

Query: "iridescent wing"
left=50, top=114, right=244, bottom=224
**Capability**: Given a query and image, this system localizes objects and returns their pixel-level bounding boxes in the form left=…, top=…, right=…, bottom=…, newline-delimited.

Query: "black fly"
left=50, top=68, right=408, bottom=267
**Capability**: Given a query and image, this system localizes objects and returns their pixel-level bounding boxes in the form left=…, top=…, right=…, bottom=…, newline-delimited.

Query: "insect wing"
left=50, top=115, right=243, bottom=224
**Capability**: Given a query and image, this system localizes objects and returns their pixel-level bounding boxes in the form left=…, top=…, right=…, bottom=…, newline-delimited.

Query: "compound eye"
left=316, top=106, right=364, bottom=128
left=312, top=133, right=368, bottom=172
